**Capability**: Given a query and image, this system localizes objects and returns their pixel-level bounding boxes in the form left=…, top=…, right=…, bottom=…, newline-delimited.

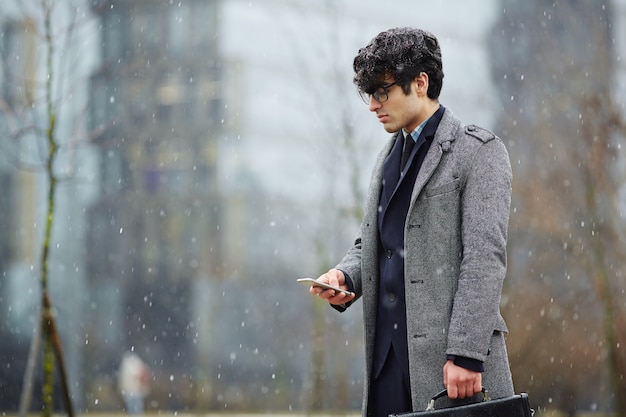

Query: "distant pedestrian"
left=118, top=351, right=151, bottom=414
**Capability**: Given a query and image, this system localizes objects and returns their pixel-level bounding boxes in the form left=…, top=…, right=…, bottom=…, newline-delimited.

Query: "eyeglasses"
left=358, top=81, right=398, bottom=104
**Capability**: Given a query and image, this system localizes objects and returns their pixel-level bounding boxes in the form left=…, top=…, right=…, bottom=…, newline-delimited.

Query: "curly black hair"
left=353, top=27, right=444, bottom=99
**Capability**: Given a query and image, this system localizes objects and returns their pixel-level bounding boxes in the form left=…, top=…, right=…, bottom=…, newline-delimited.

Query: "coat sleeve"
left=446, top=135, right=512, bottom=361
left=331, top=237, right=363, bottom=312
left=332, top=135, right=395, bottom=312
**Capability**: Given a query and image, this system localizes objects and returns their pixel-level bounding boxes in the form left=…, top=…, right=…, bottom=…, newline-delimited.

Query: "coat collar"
left=408, top=107, right=462, bottom=206
left=367, top=106, right=463, bottom=223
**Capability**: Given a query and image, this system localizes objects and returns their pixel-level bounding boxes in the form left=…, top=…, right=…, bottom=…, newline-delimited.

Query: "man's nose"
left=368, top=97, right=381, bottom=111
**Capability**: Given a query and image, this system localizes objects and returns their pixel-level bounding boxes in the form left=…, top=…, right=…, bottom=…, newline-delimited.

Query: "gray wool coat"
left=335, top=108, right=515, bottom=415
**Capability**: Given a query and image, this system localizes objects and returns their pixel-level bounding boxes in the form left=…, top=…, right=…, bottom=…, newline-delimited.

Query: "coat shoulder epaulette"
left=464, top=124, right=496, bottom=143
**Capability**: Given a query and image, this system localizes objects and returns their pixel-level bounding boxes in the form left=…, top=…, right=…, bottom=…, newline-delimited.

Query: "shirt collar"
left=403, top=107, right=439, bottom=142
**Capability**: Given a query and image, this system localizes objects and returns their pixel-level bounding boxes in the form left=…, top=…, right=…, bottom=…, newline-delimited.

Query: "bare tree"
left=490, top=1, right=626, bottom=414
left=268, top=2, right=373, bottom=411
left=1, top=1, right=97, bottom=415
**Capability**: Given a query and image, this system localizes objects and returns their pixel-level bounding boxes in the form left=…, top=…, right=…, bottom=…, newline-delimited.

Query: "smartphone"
left=297, top=278, right=353, bottom=295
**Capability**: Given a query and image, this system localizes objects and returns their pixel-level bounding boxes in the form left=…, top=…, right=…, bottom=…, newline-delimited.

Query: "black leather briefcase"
left=389, top=388, right=534, bottom=417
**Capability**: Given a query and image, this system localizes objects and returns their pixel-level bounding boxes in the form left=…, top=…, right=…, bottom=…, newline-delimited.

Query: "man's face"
left=366, top=74, right=430, bottom=134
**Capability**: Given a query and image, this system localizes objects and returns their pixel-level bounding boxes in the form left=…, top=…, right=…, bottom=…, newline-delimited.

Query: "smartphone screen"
left=297, top=278, right=353, bottom=295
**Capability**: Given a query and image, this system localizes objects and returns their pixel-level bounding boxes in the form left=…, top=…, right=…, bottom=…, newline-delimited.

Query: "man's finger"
left=447, top=384, right=458, bottom=399
left=474, top=378, right=482, bottom=394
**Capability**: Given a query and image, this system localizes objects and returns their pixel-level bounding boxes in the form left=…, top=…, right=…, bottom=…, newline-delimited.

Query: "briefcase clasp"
left=425, top=387, right=490, bottom=411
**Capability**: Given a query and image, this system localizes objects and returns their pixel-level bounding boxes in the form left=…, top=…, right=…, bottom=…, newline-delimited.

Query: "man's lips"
left=377, top=114, right=389, bottom=122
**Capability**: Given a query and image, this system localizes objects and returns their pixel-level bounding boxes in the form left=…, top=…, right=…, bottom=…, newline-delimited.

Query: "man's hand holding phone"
left=298, top=269, right=355, bottom=305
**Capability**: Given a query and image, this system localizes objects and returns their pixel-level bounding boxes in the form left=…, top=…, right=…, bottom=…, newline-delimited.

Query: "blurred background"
left=0, top=0, right=625, bottom=415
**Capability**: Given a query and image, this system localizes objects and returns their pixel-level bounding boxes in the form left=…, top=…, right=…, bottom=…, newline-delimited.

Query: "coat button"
left=386, top=250, right=392, bottom=259
left=388, top=293, right=396, bottom=302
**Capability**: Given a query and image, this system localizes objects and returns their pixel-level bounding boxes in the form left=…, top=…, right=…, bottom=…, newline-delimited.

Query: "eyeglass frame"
left=358, top=81, right=398, bottom=104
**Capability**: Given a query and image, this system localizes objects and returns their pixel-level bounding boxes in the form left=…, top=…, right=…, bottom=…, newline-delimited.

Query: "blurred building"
left=0, top=16, right=41, bottom=410
left=85, top=0, right=225, bottom=408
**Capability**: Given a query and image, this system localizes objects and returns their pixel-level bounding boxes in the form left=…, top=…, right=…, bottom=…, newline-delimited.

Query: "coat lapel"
left=379, top=131, right=404, bottom=214
left=369, top=107, right=460, bottom=239
left=408, top=109, right=458, bottom=209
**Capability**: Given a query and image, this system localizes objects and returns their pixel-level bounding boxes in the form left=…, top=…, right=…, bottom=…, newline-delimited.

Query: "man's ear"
left=414, top=72, right=429, bottom=96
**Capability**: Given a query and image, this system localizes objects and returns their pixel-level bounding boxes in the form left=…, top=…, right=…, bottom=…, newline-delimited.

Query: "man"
left=308, top=27, right=515, bottom=416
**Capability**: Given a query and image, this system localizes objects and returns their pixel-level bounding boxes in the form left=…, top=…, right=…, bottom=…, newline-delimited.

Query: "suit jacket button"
left=388, top=293, right=396, bottom=302
left=386, top=250, right=392, bottom=258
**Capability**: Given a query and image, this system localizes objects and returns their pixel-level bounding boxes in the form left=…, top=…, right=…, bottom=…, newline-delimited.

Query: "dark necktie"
left=401, top=132, right=415, bottom=171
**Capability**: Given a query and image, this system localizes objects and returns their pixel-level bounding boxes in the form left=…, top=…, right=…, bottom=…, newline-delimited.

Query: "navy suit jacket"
left=373, top=106, right=444, bottom=381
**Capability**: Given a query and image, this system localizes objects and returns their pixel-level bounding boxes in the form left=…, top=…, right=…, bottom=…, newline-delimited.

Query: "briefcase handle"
left=425, top=387, right=490, bottom=411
